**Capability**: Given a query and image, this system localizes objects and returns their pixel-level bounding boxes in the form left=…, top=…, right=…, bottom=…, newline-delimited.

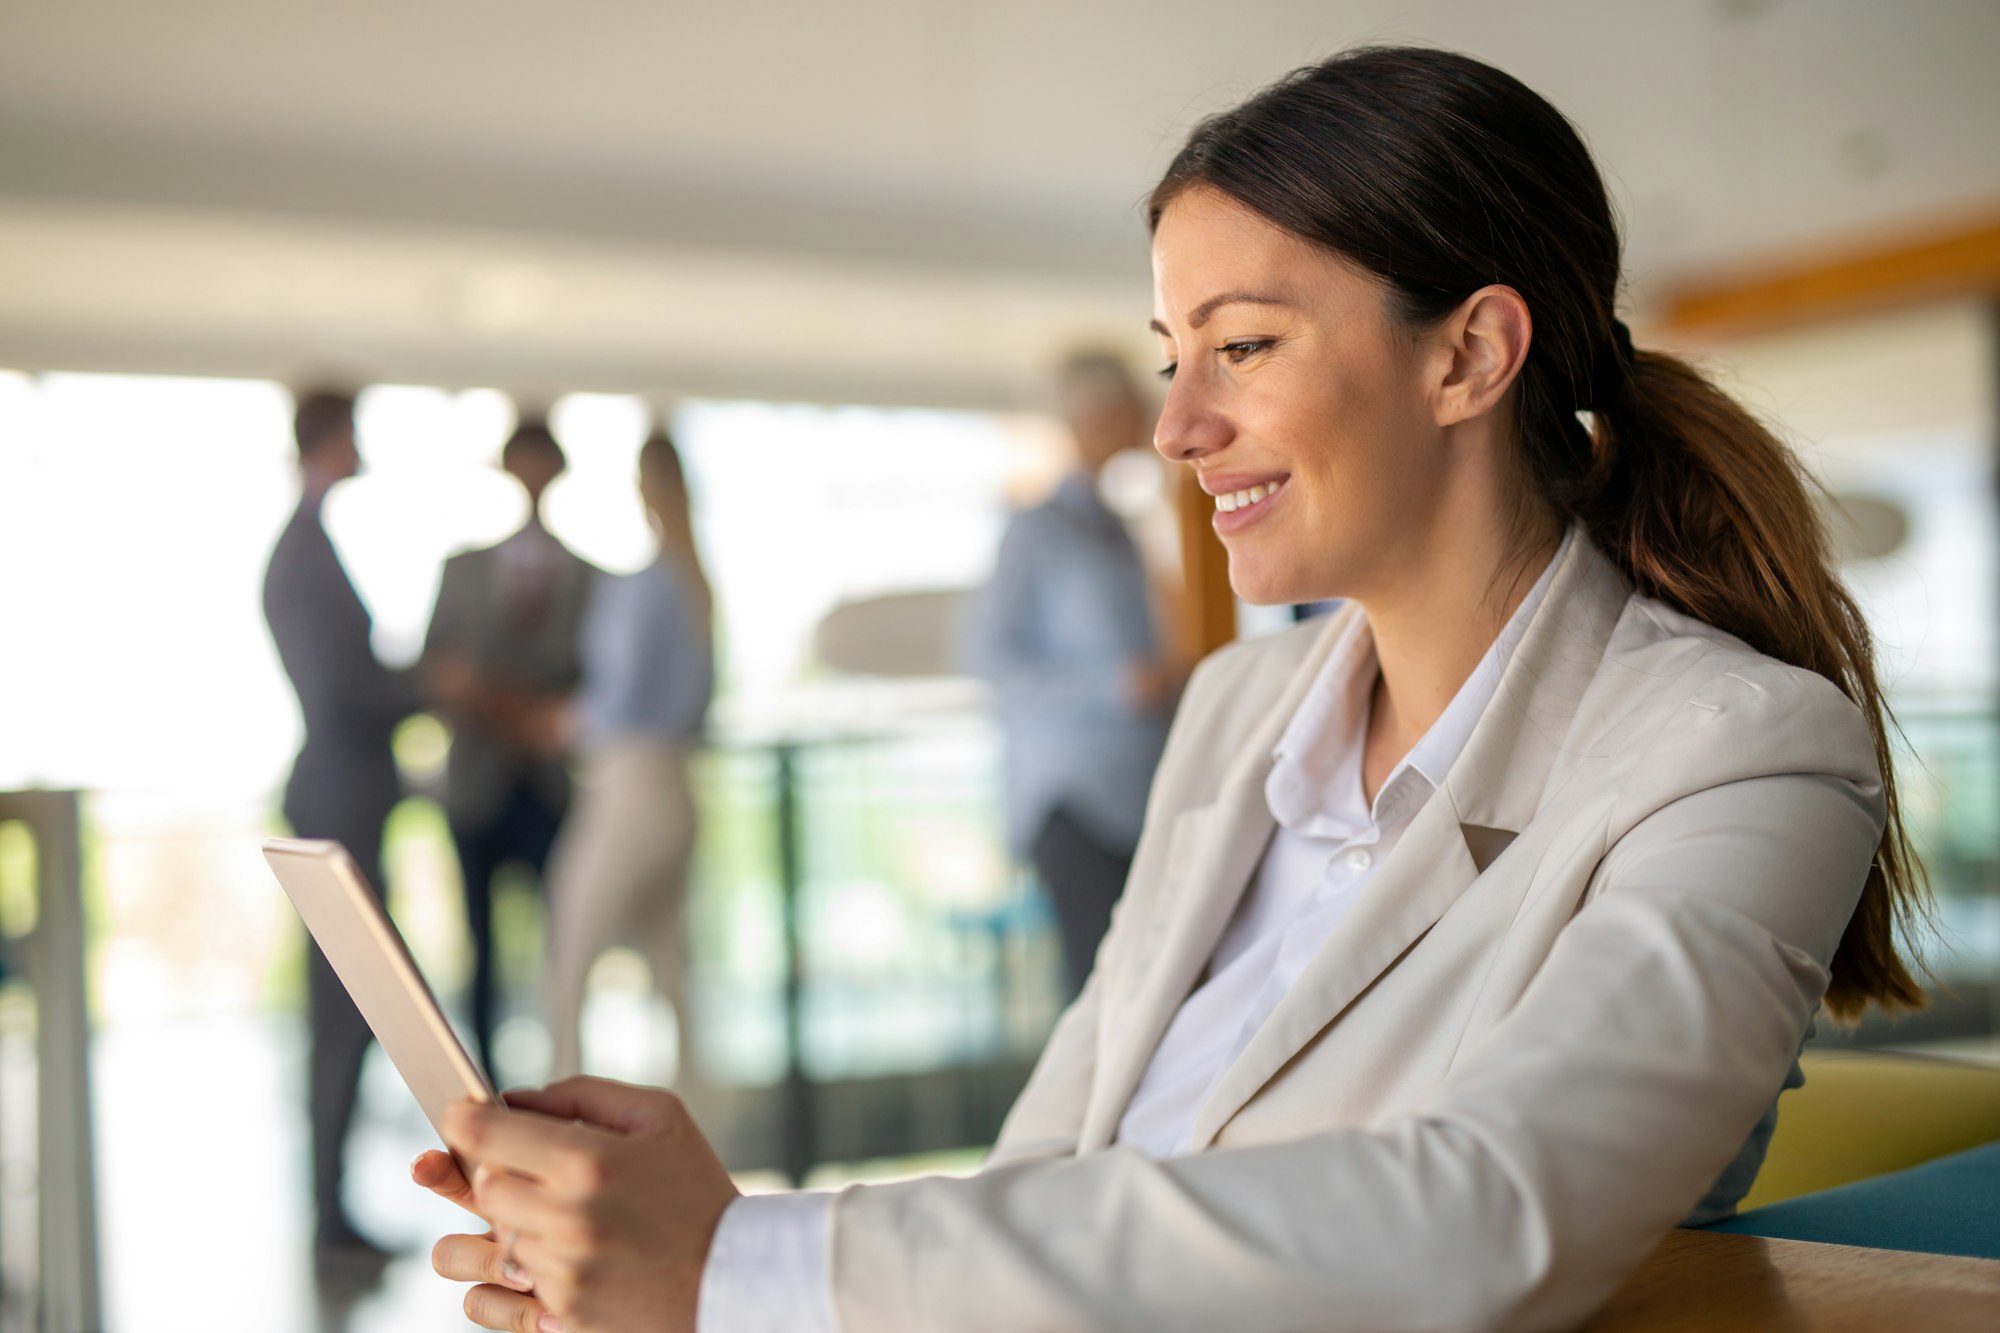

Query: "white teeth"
left=1214, top=481, right=1281, bottom=513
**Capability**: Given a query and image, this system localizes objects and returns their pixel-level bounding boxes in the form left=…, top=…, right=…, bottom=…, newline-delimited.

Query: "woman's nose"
left=1153, top=374, right=1232, bottom=464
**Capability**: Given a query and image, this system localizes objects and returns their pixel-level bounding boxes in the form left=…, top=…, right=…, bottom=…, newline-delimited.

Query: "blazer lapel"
left=1077, top=781, right=1274, bottom=1153
left=1447, top=532, right=1631, bottom=834
left=1183, top=789, right=1482, bottom=1150
left=1183, top=533, right=1633, bottom=1149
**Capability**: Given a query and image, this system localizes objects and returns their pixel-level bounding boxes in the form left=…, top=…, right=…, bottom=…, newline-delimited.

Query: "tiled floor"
left=86, top=998, right=1999, bottom=1331
left=94, top=1016, right=481, bottom=1332
left=86, top=1014, right=981, bottom=1332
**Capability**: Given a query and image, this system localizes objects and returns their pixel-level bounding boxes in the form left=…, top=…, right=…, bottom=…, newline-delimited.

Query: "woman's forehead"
left=1152, top=195, right=1378, bottom=330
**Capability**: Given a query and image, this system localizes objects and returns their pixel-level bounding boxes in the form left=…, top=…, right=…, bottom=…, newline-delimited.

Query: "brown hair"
left=640, top=432, right=715, bottom=639
left=1151, top=46, right=1926, bottom=1020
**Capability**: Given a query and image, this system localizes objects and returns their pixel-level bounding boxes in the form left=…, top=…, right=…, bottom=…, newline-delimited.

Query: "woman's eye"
left=1157, top=362, right=1178, bottom=381
left=1220, top=339, right=1272, bottom=364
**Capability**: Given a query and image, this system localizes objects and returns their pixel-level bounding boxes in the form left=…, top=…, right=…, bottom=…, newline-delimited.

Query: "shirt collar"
left=1267, top=527, right=1572, bottom=838
left=1264, top=610, right=1376, bottom=837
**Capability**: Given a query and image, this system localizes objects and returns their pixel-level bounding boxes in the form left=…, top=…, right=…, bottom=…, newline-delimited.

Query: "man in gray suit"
left=262, top=388, right=421, bottom=1261
left=422, top=421, right=595, bottom=1081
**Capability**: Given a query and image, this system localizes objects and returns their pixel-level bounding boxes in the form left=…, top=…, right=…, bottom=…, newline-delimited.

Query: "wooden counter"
left=1585, top=1228, right=2000, bottom=1330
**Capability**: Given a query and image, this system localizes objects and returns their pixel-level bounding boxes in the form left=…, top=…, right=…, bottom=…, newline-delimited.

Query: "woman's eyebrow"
left=1149, top=292, right=1294, bottom=337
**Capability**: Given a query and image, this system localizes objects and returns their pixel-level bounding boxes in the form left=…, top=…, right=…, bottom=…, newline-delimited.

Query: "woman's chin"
left=1227, top=564, right=1322, bottom=609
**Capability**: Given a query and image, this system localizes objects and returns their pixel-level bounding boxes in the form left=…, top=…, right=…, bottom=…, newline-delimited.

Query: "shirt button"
left=1346, top=847, right=1375, bottom=873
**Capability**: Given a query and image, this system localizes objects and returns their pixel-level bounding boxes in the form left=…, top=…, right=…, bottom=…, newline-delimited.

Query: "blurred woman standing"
left=543, top=433, right=715, bottom=1083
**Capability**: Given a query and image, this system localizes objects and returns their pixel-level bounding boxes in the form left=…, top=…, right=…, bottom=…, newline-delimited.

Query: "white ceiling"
left=1, top=0, right=1995, bottom=405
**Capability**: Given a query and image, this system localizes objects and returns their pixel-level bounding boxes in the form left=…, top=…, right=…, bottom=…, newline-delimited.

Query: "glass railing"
left=687, top=714, right=1065, bottom=1090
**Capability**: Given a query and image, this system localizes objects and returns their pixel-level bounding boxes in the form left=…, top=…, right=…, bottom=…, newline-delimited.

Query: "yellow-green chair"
left=1705, top=1048, right=2000, bottom=1259
left=1743, top=1047, right=2000, bottom=1210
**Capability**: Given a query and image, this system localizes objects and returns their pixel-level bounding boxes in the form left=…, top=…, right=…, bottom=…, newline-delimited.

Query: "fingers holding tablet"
left=443, top=1098, right=613, bottom=1197
left=412, top=1148, right=480, bottom=1213
left=432, top=1231, right=536, bottom=1294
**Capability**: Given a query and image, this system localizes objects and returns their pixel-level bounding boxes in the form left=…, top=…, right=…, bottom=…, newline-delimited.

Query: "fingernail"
left=536, top=1315, right=566, bottom=1333
left=409, top=1151, right=427, bottom=1177
left=499, top=1260, right=533, bottom=1292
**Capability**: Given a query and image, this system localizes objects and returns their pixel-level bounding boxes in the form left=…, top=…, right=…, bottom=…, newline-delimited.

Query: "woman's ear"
left=1432, top=285, right=1533, bottom=428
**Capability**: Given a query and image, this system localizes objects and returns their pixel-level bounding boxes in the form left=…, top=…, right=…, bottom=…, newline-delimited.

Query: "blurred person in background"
left=541, top=432, right=715, bottom=1085
left=967, top=352, right=1181, bottom=1000
left=261, top=387, right=422, bottom=1263
left=423, top=420, right=596, bottom=1081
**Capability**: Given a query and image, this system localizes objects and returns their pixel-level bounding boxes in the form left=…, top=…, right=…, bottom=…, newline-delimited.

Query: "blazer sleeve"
left=823, top=663, right=1887, bottom=1332
left=266, top=525, right=420, bottom=734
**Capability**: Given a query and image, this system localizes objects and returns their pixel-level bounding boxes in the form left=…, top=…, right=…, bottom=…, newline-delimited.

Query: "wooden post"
left=1174, top=468, right=1237, bottom=662
left=1661, top=214, right=2000, bottom=338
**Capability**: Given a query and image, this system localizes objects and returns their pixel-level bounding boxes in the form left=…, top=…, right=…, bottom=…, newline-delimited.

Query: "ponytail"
left=1574, top=347, right=1929, bottom=1021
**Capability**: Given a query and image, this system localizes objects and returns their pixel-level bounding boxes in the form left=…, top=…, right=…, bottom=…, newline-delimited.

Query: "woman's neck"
left=1357, top=516, right=1561, bottom=802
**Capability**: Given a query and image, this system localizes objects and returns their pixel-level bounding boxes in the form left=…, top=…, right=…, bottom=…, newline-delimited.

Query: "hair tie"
left=1587, top=318, right=1636, bottom=410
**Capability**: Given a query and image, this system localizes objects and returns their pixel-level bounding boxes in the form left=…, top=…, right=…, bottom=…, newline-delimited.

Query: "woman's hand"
left=414, top=1126, right=555, bottom=1330
left=410, top=1144, right=481, bottom=1215
left=428, top=1077, right=741, bottom=1333
left=518, top=695, right=577, bottom=760
left=426, top=653, right=484, bottom=720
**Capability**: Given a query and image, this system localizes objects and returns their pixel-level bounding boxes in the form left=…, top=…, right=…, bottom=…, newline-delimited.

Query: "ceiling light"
left=451, top=262, right=562, bottom=335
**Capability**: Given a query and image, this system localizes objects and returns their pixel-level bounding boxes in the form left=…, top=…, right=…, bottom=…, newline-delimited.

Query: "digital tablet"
left=262, top=837, right=497, bottom=1137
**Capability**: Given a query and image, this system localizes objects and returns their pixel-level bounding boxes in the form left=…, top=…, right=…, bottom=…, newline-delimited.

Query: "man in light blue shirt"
left=967, top=353, right=1179, bottom=999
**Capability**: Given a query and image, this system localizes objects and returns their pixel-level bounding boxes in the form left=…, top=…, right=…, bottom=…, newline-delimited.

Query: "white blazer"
left=826, top=534, right=1885, bottom=1332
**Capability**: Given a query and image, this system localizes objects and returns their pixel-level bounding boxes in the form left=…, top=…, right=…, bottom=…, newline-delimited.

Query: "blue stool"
left=1705, top=1140, right=2000, bottom=1260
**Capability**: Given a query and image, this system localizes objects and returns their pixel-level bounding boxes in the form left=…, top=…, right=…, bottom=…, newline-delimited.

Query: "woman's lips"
left=1211, top=476, right=1287, bottom=535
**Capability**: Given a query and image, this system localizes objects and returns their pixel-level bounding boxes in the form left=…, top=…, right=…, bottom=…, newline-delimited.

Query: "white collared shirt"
left=697, top=534, right=1569, bottom=1332
left=1117, top=532, right=1566, bottom=1156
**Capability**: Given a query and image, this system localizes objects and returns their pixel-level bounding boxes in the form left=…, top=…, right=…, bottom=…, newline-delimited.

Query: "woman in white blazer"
left=415, top=47, right=1927, bottom=1333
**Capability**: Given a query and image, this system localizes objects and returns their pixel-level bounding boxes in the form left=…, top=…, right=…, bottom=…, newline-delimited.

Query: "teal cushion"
left=1702, top=1140, right=2000, bottom=1260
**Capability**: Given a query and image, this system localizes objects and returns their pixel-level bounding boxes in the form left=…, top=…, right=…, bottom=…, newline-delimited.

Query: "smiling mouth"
left=1213, top=479, right=1286, bottom=513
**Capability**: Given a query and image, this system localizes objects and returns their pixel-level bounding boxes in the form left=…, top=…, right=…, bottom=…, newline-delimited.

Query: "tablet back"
left=263, top=837, right=494, bottom=1134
